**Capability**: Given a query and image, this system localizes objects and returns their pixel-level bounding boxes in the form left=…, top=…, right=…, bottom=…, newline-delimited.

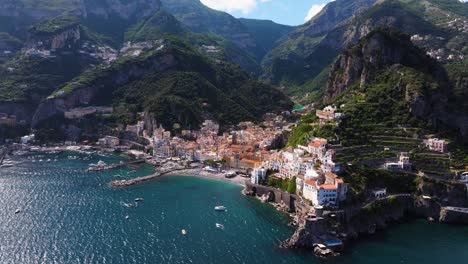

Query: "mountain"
left=159, top=0, right=263, bottom=58
left=0, top=0, right=287, bottom=127
left=262, top=0, right=468, bottom=104
left=290, top=27, right=467, bottom=174
left=238, top=18, right=295, bottom=53
left=30, top=37, right=292, bottom=139
left=261, top=0, right=377, bottom=84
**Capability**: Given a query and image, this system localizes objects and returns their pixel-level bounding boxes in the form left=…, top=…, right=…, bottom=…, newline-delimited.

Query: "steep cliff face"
left=299, top=0, right=377, bottom=38
left=26, top=25, right=81, bottom=50
left=284, top=195, right=414, bottom=250
left=261, top=0, right=378, bottom=85
left=326, top=28, right=446, bottom=100
left=262, top=0, right=467, bottom=101
left=32, top=52, right=178, bottom=127
left=31, top=38, right=292, bottom=133
left=325, top=27, right=468, bottom=139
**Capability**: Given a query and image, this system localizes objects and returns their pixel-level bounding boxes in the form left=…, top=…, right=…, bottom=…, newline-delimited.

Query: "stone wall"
left=439, top=207, right=468, bottom=224
left=244, top=182, right=297, bottom=212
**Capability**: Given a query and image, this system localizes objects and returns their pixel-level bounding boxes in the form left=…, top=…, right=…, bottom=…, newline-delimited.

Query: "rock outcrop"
left=439, top=207, right=468, bottom=224
left=298, top=0, right=377, bottom=38
left=32, top=53, right=178, bottom=128
left=325, top=28, right=446, bottom=101
left=26, top=25, right=81, bottom=50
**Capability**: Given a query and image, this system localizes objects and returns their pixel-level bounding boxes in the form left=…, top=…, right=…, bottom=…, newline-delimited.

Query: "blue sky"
left=200, top=0, right=334, bottom=26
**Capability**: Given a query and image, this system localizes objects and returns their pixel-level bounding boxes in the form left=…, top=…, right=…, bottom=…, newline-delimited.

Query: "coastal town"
left=3, top=103, right=466, bottom=257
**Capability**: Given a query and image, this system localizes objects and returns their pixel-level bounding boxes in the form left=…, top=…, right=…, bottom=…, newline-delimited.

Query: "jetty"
left=110, top=167, right=187, bottom=187
left=87, top=160, right=145, bottom=172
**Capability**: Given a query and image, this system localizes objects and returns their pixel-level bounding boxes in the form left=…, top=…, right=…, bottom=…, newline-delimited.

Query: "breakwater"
left=87, top=160, right=145, bottom=172
left=110, top=168, right=188, bottom=187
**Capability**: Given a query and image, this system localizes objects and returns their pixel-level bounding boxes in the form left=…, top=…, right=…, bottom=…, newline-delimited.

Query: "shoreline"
left=161, top=169, right=248, bottom=187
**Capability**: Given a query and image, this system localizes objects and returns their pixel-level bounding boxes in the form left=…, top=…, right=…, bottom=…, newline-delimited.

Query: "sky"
left=199, top=0, right=335, bottom=26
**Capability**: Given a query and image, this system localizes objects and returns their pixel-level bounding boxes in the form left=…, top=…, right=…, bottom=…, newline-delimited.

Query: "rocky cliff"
left=26, top=25, right=81, bottom=50
left=298, top=0, right=377, bottom=38
left=32, top=52, right=178, bottom=128
left=325, top=28, right=447, bottom=100
left=284, top=195, right=414, bottom=250
left=325, top=27, right=468, bottom=140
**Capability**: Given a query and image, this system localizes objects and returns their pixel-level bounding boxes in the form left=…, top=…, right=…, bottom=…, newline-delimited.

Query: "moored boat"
left=214, top=206, right=226, bottom=211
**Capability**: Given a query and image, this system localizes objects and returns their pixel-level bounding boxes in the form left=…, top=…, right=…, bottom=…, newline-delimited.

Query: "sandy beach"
left=162, top=169, right=249, bottom=186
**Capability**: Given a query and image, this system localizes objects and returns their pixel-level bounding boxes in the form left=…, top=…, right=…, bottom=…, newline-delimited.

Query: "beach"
left=162, top=169, right=249, bottom=186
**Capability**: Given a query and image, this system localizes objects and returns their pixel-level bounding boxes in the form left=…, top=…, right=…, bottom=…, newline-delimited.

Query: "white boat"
left=135, top=198, right=144, bottom=202
left=181, top=229, right=187, bottom=235
left=15, top=209, right=21, bottom=214
left=215, top=223, right=224, bottom=230
left=214, top=206, right=226, bottom=211
left=125, top=215, right=130, bottom=220
left=123, top=203, right=135, bottom=208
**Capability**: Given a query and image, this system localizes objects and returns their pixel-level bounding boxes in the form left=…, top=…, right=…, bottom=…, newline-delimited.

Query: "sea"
left=0, top=151, right=467, bottom=264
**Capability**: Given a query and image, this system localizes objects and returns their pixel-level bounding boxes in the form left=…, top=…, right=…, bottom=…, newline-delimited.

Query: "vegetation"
left=47, top=36, right=292, bottom=130
left=29, top=14, right=80, bottom=35
left=238, top=18, right=294, bottom=53
left=342, top=165, right=417, bottom=199
left=287, top=122, right=336, bottom=147
left=265, top=176, right=297, bottom=194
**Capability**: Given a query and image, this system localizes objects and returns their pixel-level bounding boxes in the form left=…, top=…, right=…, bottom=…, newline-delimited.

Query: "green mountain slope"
left=262, top=0, right=468, bottom=104
left=238, top=18, right=295, bottom=53
left=31, top=37, right=292, bottom=134
left=291, top=28, right=467, bottom=174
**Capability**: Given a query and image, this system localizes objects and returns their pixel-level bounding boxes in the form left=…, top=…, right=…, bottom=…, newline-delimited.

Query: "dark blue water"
left=0, top=151, right=467, bottom=264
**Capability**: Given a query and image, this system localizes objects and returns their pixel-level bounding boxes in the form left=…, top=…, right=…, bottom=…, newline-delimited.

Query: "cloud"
left=304, top=1, right=335, bottom=22
left=200, top=0, right=259, bottom=14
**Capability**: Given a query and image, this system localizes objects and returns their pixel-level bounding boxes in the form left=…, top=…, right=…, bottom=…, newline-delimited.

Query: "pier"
left=87, top=160, right=145, bottom=172
left=110, top=168, right=188, bottom=187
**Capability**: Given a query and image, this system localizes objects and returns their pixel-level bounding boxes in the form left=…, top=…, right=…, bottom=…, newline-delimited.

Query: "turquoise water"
left=0, top=151, right=467, bottom=263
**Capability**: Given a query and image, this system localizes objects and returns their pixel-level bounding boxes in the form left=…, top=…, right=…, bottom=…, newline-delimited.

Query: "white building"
left=384, top=152, right=412, bottom=171
left=98, top=136, right=119, bottom=147
left=21, top=134, right=35, bottom=144
left=424, top=138, right=447, bottom=153
left=251, top=167, right=267, bottom=184
left=303, top=173, right=347, bottom=207
left=303, top=179, right=339, bottom=206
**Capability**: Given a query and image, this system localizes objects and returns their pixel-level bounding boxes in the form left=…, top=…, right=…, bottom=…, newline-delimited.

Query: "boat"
left=125, top=215, right=130, bottom=220
left=123, top=203, right=135, bottom=208
left=135, top=198, right=144, bottom=202
left=214, top=206, right=226, bottom=211
left=15, top=209, right=21, bottom=214
left=181, top=229, right=187, bottom=235
left=215, top=223, right=224, bottom=230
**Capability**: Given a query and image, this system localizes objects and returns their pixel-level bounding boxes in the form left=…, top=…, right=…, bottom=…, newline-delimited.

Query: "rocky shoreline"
left=243, top=179, right=468, bottom=258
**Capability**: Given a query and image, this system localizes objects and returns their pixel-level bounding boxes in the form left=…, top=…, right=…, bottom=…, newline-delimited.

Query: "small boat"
left=123, top=203, right=135, bottom=208
left=125, top=215, right=130, bottom=220
left=216, top=223, right=224, bottom=230
left=181, top=229, right=187, bottom=235
left=135, top=198, right=144, bottom=202
left=15, top=209, right=21, bottom=214
left=214, top=206, right=226, bottom=211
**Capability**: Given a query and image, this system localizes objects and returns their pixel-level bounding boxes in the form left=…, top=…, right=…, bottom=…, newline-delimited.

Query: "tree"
left=287, top=177, right=297, bottom=194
